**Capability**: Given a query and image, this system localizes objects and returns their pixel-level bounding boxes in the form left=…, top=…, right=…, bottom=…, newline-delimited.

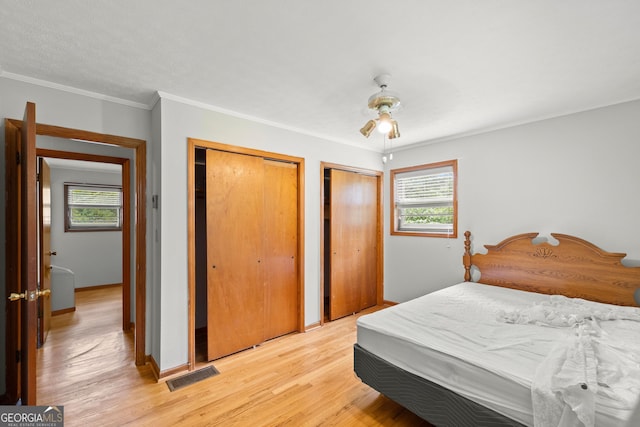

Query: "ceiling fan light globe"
left=377, top=112, right=393, bottom=134
left=377, top=121, right=392, bottom=134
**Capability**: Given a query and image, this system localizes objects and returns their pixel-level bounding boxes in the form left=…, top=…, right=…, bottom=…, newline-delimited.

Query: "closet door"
left=356, top=173, right=378, bottom=310
left=263, top=160, right=298, bottom=339
left=329, top=169, right=379, bottom=320
left=329, top=169, right=361, bottom=320
left=206, top=149, right=265, bottom=360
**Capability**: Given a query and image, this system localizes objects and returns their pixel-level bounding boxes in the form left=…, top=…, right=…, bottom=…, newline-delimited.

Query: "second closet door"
left=355, top=172, right=378, bottom=310
left=329, top=169, right=378, bottom=320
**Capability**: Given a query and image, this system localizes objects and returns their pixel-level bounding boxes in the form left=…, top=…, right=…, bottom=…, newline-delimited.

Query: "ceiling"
left=2, top=1, right=640, bottom=152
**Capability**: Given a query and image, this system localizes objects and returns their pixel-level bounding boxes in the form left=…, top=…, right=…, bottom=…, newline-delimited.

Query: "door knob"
left=8, top=292, right=27, bottom=301
left=8, top=290, right=44, bottom=301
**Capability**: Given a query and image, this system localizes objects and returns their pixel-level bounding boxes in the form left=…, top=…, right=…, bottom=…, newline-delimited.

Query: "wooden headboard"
left=463, top=231, right=640, bottom=307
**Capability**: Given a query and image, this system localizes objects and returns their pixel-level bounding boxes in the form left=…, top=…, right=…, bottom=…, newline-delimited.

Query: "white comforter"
left=499, top=295, right=640, bottom=427
left=356, top=282, right=640, bottom=427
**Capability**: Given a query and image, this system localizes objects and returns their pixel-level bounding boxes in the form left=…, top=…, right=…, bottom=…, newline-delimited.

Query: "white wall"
left=153, top=95, right=383, bottom=371
left=48, top=165, right=123, bottom=288
left=384, top=99, right=640, bottom=303
left=0, top=76, right=152, bottom=397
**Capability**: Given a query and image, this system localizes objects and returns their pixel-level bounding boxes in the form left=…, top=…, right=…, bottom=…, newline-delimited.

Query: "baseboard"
left=75, top=283, right=122, bottom=292
left=147, top=355, right=160, bottom=381
left=159, top=363, right=190, bottom=381
left=383, top=300, right=398, bottom=306
left=52, top=307, right=76, bottom=316
left=146, top=354, right=190, bottom=382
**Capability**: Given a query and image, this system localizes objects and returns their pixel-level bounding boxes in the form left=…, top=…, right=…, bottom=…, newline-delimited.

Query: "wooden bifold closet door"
left=329, top=169, right=378, bottom=320
left=205, top=149, right=298, bottom=360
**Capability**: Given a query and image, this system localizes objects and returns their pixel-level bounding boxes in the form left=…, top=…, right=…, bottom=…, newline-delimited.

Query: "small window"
left=64, top=183, right=123, bottom=232
left=391, top=159, right=457, bottom=237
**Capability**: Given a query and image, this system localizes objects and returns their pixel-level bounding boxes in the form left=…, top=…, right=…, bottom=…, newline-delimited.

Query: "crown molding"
left=155, top=91, right=379, bottom=153
left=1, top=71, right=151, bottom=110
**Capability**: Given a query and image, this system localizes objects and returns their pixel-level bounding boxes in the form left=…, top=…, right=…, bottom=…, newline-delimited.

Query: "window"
left=391, top=159, right=457, bottom=237
left=64, top=183, right=123, bottom=231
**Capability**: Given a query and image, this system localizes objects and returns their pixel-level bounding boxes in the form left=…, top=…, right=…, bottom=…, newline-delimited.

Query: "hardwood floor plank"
left=37, top=286, right=432, bottom=426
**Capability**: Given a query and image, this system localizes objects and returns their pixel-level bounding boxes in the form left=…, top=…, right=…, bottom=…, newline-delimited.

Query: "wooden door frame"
left=37, top=157, right=52, bottom=347
left=36, top=149, right=132, bottom=331
left=4, top=119, right=147, bottom=370
left=319, top=162, right=384, bottom=326
left=187, top=138, right=305, bottom=371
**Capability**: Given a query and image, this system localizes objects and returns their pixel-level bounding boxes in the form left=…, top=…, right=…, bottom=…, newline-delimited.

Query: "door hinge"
left=16, top=151, right=21, bottom=165
left=16, top=350, right=20, bottom=363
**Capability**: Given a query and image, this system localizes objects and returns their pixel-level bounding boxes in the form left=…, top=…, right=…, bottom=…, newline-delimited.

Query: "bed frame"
left=354, top=231, right=640, bottom=426
left=463, top=231, right=639, bottom=306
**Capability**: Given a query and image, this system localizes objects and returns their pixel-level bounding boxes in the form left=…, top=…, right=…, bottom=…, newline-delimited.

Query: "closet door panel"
left=263, top=160, right=298, bottom=339
left=329, top=169, right=360, bottom=320
left=357, top=173, right=378, bottom=310
left=206, top=149, right=265, bottom=360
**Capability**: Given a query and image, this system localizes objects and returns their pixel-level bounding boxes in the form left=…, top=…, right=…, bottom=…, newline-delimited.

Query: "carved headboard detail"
left=463, top=230, right=640, bottom=306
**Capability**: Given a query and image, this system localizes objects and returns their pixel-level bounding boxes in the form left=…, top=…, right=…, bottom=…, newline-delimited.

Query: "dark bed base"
left=353, top=344, right=525, bottom=427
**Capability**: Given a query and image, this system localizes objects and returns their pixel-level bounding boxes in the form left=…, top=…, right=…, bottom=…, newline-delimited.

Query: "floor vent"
left=166, top=365, right=220, bottom=392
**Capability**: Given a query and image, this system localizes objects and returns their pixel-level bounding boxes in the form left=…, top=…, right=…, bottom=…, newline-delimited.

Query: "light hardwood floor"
left=37, top=286, right=432, bottom=426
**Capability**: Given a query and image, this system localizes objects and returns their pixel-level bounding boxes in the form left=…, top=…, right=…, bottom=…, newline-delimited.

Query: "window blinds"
left=67, top=185, right=122, bottom=207
left=395, top=167, right=453, bottom=207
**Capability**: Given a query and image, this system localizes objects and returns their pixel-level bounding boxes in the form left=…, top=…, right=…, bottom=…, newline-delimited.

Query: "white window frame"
left=391, top=159, right=457, bottom=237
left=64, top=183, right=123, bottom=232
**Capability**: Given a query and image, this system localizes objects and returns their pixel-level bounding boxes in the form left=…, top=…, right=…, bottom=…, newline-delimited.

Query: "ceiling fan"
left=360, top=74, right=401, bottom=139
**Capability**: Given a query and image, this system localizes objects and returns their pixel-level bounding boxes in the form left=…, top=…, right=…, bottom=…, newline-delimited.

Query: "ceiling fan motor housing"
left=368, top=73, right=401, bottom=112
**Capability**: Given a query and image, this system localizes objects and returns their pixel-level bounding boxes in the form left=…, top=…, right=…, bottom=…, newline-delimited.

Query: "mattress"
left=356, top=282, right=640, bottom=427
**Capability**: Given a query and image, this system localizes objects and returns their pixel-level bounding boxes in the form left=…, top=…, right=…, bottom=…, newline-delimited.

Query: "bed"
left=354, top=231, right=640, bottom=427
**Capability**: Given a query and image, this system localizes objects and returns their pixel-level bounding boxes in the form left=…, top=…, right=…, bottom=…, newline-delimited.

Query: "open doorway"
left=36, top=149, right=131, bottom=330
left=34, top=150, right=131, bottom=405
left=40, top=155, right=124, bottom=312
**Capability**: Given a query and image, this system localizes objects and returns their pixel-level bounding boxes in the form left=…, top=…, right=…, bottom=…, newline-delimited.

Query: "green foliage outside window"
left=69, top=207, right=120, bottom=226
left=400, top=206, right=453, bottom=225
